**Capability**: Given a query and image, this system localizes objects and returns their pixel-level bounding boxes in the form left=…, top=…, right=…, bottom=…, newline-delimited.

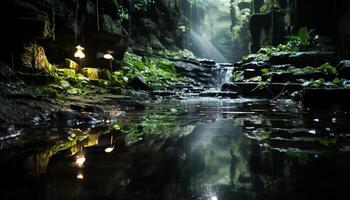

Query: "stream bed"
left=1, top=98, right=350, bottom=200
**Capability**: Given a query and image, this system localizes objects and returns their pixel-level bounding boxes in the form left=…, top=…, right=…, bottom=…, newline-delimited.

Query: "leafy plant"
left=233, top=70, right=244, bottom=81
left=317, top=63, right=337, bottom=74
left=114, top=53, right=187, bottom=89
left=260, top=0, right=280, bottom=12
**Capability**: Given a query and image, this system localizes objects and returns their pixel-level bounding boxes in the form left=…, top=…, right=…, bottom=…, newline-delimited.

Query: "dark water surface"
left=1, top=98, right=350, bottom=200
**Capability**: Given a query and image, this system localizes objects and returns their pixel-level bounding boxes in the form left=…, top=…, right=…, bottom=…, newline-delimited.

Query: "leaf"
left=298, top=27, right=310, bottom=46
left=261, top=68, right=270, bottom=75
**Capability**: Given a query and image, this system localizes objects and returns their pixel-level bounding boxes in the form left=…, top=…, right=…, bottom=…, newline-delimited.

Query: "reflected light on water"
left=104, top=147, right=114, bottom=153
left=76, top=156, right=86, bottom=167
left=104, top=135, right=115, bottom=153
left=77, top=173, right=84, bottom=180
left=211, top=196, right=218, bottom=200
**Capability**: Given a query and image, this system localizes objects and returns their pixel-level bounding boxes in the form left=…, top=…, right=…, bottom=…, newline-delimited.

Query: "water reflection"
left=1, top=98, right=350, bottom=200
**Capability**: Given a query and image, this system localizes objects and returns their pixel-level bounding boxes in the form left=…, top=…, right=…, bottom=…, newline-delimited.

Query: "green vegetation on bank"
left=232, top=27, right=350, bottom=89
left=0, top=52, right=188, bottom=98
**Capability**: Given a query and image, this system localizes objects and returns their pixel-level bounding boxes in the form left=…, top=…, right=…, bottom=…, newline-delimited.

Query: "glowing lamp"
left=104, top=51, right=114, bottom=70
left=74, top=45, right=85, bottom=59
left=103, top=53, right=114, bottom=60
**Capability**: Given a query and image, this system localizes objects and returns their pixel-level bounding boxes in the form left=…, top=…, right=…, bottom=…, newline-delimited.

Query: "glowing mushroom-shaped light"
left=104, top=135, right=115, bottom=153
left=74, top=45, right=85, bottom=59
left=103, top=51, right=114, bottom=71
left=103, top=53, right=114, bottom=60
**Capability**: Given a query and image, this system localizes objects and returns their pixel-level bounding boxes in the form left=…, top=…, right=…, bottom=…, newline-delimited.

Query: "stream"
left=1, top=97, right=350, bottom=200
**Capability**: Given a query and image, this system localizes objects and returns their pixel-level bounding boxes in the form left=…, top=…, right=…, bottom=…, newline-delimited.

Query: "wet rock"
left=151, top=91, right=177, bottom=97
left=199, top=91, right=239, bottom=98
left=198, top=58, right=216, bottom=66
left=0, top=60, right=15, bottom=79
left=244, top=69, right=260, bottom=79
left=270, top=51, right=340, bottom=67
left=17, top=72, right=55, bottom=85
left=241, top=61, right=270, bottom=70
left=268, top=72, right=335, bottom=83
left=337, top=60, right=350, bottom=79
left=222, top=82, right=303, bottom=98
left=100, top=14, right=124, bottom=36
left=149, top=34, right=165, bottom=50
left=269, top=52, right=292, bottom=65
left=128, top=76, right=150, bottom=91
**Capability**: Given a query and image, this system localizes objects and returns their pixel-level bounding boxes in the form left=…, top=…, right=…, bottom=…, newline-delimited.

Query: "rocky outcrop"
left=0, top=61, right=15, bottom=79
left=20, top=43, right=52, bottom=71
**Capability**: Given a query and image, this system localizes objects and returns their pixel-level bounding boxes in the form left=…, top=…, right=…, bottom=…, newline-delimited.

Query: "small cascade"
left=211, top=63, right=234, bottom=90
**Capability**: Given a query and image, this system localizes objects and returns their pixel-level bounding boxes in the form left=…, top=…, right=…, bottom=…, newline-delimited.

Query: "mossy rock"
left=64, top=59, right=79, bottom=71
left=81, top=68, right=99, bottom=80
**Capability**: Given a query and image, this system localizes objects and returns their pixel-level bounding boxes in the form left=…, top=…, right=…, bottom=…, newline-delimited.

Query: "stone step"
left=222, top=82, right=303, bottom=98
left=267, top=72, right=336, bottom=83
left=199, top=91, right=239, bottom=98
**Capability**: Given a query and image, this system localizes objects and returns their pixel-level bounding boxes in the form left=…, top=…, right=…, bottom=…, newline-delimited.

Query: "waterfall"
left=211, top=64, right=234, bottom=90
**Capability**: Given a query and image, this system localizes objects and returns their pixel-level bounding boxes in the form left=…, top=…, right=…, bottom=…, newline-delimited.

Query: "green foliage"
left=113, top=53, right=186, bottom=89
left=132, top=0, right=155, bottom=11
left=260, top=0, right=280, bottom=12
left=117, top=7, right=128, bottom=22
left=233, top=70, right=244, bottom=81
left=286, top=27, right=311, bottom=50
left=317, top=63, right=337, bottom=74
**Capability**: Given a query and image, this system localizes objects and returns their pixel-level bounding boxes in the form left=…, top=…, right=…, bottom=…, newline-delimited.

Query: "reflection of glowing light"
left=76, top=155, right=86, bottom=167
left=74, top=45, right=85, bottom=59
left=308, top=130, right=316, bottom=134
left=105, top=135, right=115, bottom=153
left=211, top=196, right=218, bottom=200
left=77, top=173, right=84, bottom=180
left=104, top=146, right=114, bottom=153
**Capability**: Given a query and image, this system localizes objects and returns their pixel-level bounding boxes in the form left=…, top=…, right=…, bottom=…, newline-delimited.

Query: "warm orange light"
left=74, top=45, right=85, bottom=59
left=77, top=173, right=84, bottom=180
left=75, top=155, right=86, bottom=167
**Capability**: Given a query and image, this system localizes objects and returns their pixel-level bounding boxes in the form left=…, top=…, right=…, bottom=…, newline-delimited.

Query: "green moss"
left=114, top=53, right=187, bottom=89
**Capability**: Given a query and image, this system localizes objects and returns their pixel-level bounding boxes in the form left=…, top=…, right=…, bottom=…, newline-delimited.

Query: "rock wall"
left=0, top=0, right=186, bottom=71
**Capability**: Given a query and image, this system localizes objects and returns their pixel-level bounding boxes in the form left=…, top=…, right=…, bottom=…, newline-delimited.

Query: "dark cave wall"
left=249, top=0, right=350, bottom=56
left=0, top=0, right=186, bottom=71
left=294, top=0, right=350, bottom=55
